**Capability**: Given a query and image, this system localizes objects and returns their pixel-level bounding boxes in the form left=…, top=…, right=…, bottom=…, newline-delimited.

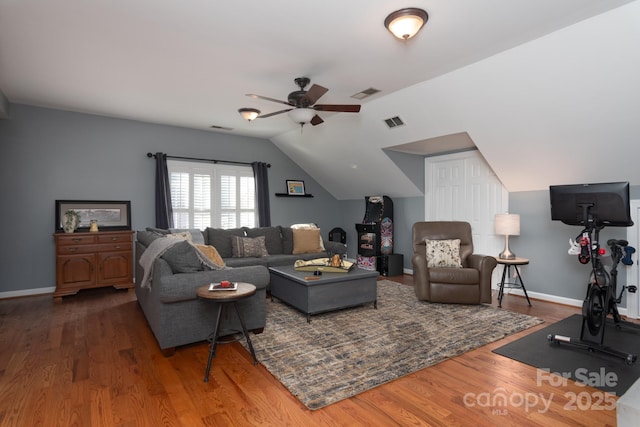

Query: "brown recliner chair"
left=412, top=221, right=497, bottom=304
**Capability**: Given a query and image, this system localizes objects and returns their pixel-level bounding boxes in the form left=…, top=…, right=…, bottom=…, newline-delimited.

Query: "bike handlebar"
left=607, top=239, right=628, bottom=247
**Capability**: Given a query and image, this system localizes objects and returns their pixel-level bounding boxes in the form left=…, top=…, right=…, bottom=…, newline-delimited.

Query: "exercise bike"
left=548, top=220, right=639, bottom=364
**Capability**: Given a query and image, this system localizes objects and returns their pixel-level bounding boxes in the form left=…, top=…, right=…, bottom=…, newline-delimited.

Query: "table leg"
left=232, top=302, right=257, bottom=365
left=204, top=303, right=223, bottom=382
left=514, top=265, right=532, bottom=306
left=498, top=264, right=508, bottom=308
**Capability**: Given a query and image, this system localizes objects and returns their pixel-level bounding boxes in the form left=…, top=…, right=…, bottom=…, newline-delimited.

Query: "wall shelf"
left=275, top=193, right=314, bottom=198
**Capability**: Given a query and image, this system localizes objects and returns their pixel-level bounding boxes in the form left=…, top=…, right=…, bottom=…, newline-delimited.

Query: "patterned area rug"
left=244, top=280, right=544, bottom=410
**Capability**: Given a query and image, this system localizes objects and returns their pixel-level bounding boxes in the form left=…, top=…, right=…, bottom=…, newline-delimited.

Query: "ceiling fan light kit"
left=288, top=108, right=316, bottom=125
left=244, top=77, right=361, bottom=128
left=384, top=8, right=428, bottom=40
left=238, top=108, right=261, bottom=121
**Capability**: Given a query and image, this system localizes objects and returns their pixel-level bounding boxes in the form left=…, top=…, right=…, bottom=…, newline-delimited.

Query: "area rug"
left=493, top=314, right=640, bottom=396
left=243, top=280, right=544, bottom=410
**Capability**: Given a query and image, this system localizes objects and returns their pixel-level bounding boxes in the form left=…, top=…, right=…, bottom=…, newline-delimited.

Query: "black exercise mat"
left=493, top=314, right=640, bottom=395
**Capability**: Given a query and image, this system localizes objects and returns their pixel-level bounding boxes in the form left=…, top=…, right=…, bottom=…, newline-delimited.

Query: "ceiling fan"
left=246, top=77, right=361, bottom=126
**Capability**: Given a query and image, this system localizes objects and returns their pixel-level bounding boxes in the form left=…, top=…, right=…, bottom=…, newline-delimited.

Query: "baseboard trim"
left=405, top=270, right=631, bottom=316
left=504, top=288, right=631, bottom=316
left=0, top=287, right=55, bottom=300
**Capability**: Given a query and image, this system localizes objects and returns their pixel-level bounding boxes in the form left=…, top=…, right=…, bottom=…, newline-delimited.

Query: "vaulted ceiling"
left=1, top=0, right=638, bottom=199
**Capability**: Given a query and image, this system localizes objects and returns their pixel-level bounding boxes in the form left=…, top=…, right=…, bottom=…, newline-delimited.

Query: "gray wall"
left=0, top=104, right=349, bottom=293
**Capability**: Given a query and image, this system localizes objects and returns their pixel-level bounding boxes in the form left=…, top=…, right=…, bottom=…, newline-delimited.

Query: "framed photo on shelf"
left=286, top=180, right=306, bottom=196
left=55, top=200, right=131, bottom=231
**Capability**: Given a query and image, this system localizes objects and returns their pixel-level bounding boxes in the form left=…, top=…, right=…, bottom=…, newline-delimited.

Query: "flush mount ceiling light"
left=288, top=108, right=316, bottom=125
left=238, top=108, right=261, bottom=122
left=384, top=8, right=428, bottom=40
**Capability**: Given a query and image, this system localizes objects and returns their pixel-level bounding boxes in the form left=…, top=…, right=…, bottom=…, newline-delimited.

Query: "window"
left=167, top=160, right=255, bottom=229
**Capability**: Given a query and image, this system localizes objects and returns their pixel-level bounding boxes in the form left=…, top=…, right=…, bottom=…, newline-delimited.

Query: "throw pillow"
left=205, top=227, right=247, bottom=258
left=231, top=236, right=269, bottom=258
left=195, top=244, right=226, bottom=268
left=291, top=223, right=325, bottom=251
left=425, top=239, right=462, bottom=268
left=292, top=228, right=324, bottom=254
left=246, top=227, right=283, bottom=255
left=162, top=240, right=204, bottom=273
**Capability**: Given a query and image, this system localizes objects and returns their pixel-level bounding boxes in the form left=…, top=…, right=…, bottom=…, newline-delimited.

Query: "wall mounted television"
left=549, top=181, right=633, bottom=227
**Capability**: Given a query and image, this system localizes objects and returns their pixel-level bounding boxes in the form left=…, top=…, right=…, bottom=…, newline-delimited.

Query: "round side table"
left=196, top=282, right=258, bottom=382
left=495, top=257, right=532, bottom=308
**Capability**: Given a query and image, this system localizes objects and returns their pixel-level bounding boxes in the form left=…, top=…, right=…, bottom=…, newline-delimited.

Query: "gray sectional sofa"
left=134, top=225, right=346, bottom=354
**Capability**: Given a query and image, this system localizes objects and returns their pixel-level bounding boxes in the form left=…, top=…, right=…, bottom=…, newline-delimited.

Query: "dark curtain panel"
left=252, top=162, right=271, bottom=227
left=155, top=152, right=174, bottom=229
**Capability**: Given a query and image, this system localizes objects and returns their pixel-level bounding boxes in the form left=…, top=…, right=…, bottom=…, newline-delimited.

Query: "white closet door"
left=425, top=150, right=507, bottom=257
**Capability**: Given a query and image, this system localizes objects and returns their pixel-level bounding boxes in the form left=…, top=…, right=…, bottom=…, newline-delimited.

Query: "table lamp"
left=495, top=213, right=520, bottom=260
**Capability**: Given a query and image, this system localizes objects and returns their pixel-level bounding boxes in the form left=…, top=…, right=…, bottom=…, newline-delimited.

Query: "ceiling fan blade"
left=314, top=104, right=361, bottom=113
left=310, top=115, right=324, bottom=126
left=246, top=93, right=293, bottom=106
left=302, top=84, right=328, bottom=105
left=258, top=108, right=293, bottom=118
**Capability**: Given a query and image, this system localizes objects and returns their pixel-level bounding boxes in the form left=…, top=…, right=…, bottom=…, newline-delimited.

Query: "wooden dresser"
left=53, top=230, right=134, bottom=300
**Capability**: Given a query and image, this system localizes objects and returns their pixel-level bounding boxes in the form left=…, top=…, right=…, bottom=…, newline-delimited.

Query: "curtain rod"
left=146, top=152, right=270, bottom=168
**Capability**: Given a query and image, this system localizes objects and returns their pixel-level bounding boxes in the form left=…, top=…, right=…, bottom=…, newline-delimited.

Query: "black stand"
left=204, top=301, right=257, bottom=382
left=496, top=260, right=532, bottom=308
left=548, top=215, right=639, bottom=364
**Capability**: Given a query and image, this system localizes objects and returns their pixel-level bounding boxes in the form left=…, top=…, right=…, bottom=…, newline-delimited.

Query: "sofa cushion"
left=205, top=227, right=247, bottom=258
left=246, top=226, right=283, bottom=254
left=231, top=235, right=269, bottom=257
left=281, top=226, right=294, bottom=254
left=137, top=230, right=162, bottom=247
left=146, top=227, right=170, bottom=235
left=292, top=228, right=324, bottom=254
left=162, top=240, right=205, bottom=273
left=169, top=228, right=205, bottom=245
left=425, top=239, right=462, bottom=268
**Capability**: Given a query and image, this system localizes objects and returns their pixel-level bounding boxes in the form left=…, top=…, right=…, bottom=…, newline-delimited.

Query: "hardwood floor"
left=0, top=275, right=620, bottom=426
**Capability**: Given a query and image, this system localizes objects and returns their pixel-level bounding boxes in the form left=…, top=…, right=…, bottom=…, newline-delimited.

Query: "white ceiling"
left=1, top=0, right=638, bottom=199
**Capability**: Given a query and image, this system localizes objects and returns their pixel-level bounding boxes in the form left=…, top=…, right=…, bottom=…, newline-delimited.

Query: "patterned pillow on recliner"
left=425, top=239, right=462, bottom=268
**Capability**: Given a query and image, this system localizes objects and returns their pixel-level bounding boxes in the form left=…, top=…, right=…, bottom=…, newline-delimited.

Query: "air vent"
left=210, top=124, right=234, bottom=131
left=351, top=87, right=381, bottom=100
left=384, top=116, right=405, bottom=129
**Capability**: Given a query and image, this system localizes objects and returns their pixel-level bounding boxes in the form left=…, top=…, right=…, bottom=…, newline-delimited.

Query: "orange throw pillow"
left=195, top=244, right=226, bottom=268
left=292, top=228, right=324, bottom=254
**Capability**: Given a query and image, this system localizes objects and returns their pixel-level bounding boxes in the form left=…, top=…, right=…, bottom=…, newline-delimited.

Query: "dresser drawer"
left=98, top=233, right=132, bottom=244
left=56, top=234, right=98, bottom=245
left=57, top=244, right=100, bottom=255
left=97, top=242, right=132, bottom=252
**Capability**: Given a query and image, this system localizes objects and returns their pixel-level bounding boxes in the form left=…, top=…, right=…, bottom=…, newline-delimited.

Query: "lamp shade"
left=495, top=213, right=520, bottom=236
left=288, top=108, right=316, bottom=125
left=384, top=8, right=429, bottom=40
left=238, top=108, right=260, bottom=121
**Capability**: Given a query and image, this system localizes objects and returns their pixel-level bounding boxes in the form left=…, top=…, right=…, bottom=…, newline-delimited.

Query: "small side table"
left=196, top=282, right=258, bottom=382
left=495, top=257, right=532, bottom=308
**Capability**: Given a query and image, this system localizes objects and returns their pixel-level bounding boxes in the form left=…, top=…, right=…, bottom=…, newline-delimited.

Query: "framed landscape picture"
left=286, top=180, right=306, bottom=195
left=55, top=200, right=131, bottom=231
